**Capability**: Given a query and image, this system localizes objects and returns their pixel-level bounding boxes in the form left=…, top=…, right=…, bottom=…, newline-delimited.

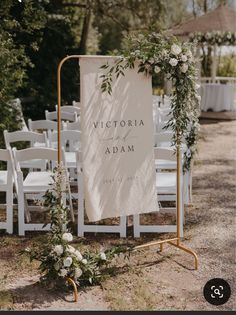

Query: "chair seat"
left=157, top=141, right=172, bottom=148
left=155, top=159, right=176, bottom=169
left=156, top=172, right=176, bottom=194
left=23, top=171, right=54, bottom=192
left=0, top=171, right=8, bottom=189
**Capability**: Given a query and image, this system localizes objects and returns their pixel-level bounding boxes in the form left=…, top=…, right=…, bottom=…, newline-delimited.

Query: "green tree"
left=0, top=0, right=47, bottom=147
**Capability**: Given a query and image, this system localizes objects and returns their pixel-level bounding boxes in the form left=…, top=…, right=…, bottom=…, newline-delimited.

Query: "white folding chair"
left=154, top=131, right=191, bottom=205
left=48, top=130, right=81, bottom=170
left=13, top=147, right=73, bottom=235
left=62, top=119, right=80, bottom=131
left=4, top=130, right=47, bottom=170
left=55, top=105, right=80, bottom=115
left=155, top=107, right=172, bottom=133
left=0, top=149, right=13, bottom=234
left=45, top=110, right=77, bottom=122
left=76, top=151, right=127, bottom=237
left=154, top=131, right=173, bottom=148
left=28, top=119, right=58, bottom=132
left=133, top=147, right=184, bottom=238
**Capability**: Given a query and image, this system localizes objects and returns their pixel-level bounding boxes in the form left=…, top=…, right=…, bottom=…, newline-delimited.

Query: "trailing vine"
left=100, top=32, right=201, bottom=172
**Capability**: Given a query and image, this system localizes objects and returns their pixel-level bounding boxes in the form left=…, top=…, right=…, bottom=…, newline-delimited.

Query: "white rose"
left=169, top=58, right=178, bottom=67
left=180, top=64, right=188, bottom=73
left=149, top=57, right=155, bottom=64
left=154, top=65, right=161, bottom=74
left=63, top=256, right=73, bottom=267
left=75, top=250, right=83, bottom=261
left=100, top=253, right=107, bottom=261
left=171, top=44, right=182, bottom=55
left=59, top=268, right=68, bottom=277
left=54, top=245, right=63, bottom=256
left=227, top=33, right=231, bottom=39
left=62, top=232, right=73, bottom=242
left=186, top=50, right=192, bottom=58
left=74, top=268, right=83, bottom=278
left=196, top=94, right=201, bottom=102
left=54, top=262, right=60, bottom=271
left=195, top=83, right=200, bottom=89
left=181, top=54, right=187, bottom=62
left=67, top=245, right=75, bottom=254
left=82, top=259, right=88, bottom=265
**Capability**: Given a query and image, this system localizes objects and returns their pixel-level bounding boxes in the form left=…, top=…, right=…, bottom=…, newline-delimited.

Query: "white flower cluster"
left=189, top=31, right=236, bottom=46
left=167, top=44, right=193, bottom=74
left=53, top=162, right=68, bottom=193
left=62, top=232, right=73, bottom=242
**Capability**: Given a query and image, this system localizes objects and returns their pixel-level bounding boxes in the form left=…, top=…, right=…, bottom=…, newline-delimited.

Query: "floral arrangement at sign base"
left=24, top=163, right=129, bottom=301
left=100, top=32, right=201, bottom=172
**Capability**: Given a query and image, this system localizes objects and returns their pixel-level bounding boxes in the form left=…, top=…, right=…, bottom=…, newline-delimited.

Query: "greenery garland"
left=24, top=163, right=128, bottom=289
left=189, top=31, right=236, bottom=46
left=100, top=32, right=201, bottom=172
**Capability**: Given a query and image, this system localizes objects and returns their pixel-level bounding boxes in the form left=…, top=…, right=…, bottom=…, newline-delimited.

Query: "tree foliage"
left=0, top=0, right=47, bottom=147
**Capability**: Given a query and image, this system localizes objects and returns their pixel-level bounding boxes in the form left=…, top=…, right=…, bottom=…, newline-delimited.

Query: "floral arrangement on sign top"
left=24, top=163, right=127, bottom=289
left=100, top=32, right=201, bottom=172
left=189, top=31, right=236, bottom=46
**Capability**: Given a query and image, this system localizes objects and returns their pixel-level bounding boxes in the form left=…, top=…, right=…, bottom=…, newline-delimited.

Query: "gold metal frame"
left=57, top=56, right=199, bottom=298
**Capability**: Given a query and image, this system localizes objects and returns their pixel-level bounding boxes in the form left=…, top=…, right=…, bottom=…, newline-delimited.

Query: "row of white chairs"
left=0, top=140, right=184, bottom=237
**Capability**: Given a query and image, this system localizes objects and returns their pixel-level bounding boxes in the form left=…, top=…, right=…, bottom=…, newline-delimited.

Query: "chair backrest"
left=0, top=148, right=12, bottom=162
left=0, top=149, right=13, bottom=186
left=4, top=130, right=47, bottom=148
left=28, top=119, right=58, bottom=132
left=62, top=119, right=80, bottom=131
left=154, top=131, right=173, bottom=147
left=55, top=105, right=80, bottom=115
left=48, top=130, right=81, bottom=151
left=45, top=110, right=77, bottom=122
left=12, top=147, right=66, bottom=171
left=157, top=107, right=172, bottom=122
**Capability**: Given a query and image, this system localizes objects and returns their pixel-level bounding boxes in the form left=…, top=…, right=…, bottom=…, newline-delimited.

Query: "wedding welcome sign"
left=80, top=56, right=158, bottom=221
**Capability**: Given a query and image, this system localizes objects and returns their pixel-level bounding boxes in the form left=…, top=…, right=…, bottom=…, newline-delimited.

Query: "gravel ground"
left=0, top=118, right=235, bottom=311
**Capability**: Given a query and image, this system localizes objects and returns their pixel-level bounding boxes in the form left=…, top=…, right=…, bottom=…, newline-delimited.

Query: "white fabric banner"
left=80, top=56, right=158, bottom=221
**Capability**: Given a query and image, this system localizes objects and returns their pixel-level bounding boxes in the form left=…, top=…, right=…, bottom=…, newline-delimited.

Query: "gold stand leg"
left=134, top=238, right=198, bottom=270
left=168, top=241, right=198, bottom=270
left=66, top=277, right=78, bottom=302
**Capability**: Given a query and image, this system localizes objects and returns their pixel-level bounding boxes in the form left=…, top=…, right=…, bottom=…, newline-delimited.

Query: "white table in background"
left=200, top=83, right=235, bottom=112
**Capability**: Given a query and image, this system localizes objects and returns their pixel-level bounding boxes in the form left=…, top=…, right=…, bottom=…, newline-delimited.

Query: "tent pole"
left=211, top=44, right=217, bottom=83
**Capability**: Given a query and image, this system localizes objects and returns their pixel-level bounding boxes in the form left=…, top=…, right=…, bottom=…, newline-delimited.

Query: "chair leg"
left=24, top=195, right=31, bottom=222
left=18, top=191, right=25, bottom=236
left=119, top=216, right=127, bottom=238
left=179, top=187, right=184, bottom=239
left=77, top=174, right=84, bottom=237
left=6, top=188, right=13, bottom=234
left=67, top=184, right=74, bottom=222
left=133, top=214, right=141, bottom=238
left=189, top=170, right=193, bottom=203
